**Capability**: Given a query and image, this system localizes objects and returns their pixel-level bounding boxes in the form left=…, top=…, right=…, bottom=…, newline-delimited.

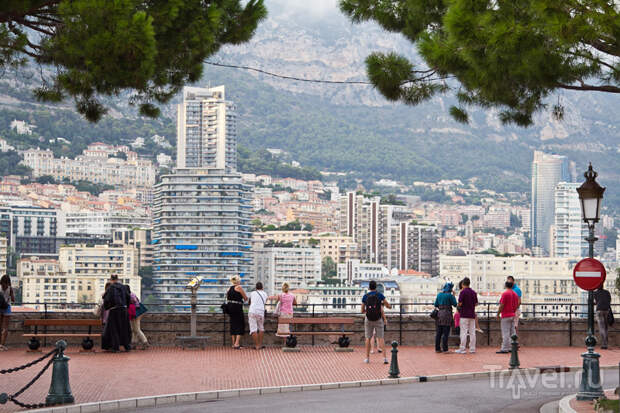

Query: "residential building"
left=337, top=260, right=389, bottom=283
left=11, top=206, right=58, bottom=257
left=176, top=86, right=236, bottom=172
left=553, top=182, right=587, bottom=258
left=531, top=151, right=570, bottom=254
left=254, top=246, right=321, bottom=294
left=0, top=236, right=7, bottom=276
left=17, top=256, right=66, bottom=306
left=301, top=280, right=400, bottom=313
left=58, top=243, right=140, bottom=303
left=152, top=169, right=253, bottom=304
left=393, top=223, right=440, bottom=276
left=252, top=231, right=312, bottom=246
left=112, top=228, right=154, bottom=268
left=21, top=144, right=155, bottom=188
left=63, top=210, right=151, bottom=236
left=317, top=235, right=359, bottom=263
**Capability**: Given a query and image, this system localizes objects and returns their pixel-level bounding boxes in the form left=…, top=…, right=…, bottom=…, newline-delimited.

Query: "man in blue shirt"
left=361, top=280, right=391, bottom=364
left=507, top=276, right=522, bottom=333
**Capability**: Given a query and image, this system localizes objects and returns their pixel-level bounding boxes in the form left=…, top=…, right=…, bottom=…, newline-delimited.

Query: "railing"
left=14, top=300, right=618, bottom=347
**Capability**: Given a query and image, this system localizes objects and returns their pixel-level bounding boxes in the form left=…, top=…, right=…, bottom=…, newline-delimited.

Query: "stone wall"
left=5, top=312, right=618, bottom=348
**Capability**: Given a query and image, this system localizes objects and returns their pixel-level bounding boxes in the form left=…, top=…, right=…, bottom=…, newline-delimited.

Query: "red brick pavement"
left=1, top=345, right=620, bottom=412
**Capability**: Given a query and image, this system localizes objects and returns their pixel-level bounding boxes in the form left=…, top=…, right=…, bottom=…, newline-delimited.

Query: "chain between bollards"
left=509, top=334, right=520, bottom=369
left=388, top=341, right=400, bottom=378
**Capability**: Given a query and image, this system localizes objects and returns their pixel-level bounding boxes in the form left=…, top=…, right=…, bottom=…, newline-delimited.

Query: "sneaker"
left=370, top=350, right=375, bottom=354
left=378, top=349, right=383, bottom=353
left=476, top=328, right=484, bottom=333
left=383, top=358, right=389, bottom=364
left=496, top=350, right=510, bottom=354
left=469, top=350, right=476, bottom=354
left=455, top=349, right=466, bottom=354
left=364, top=358, right=369, bottom=364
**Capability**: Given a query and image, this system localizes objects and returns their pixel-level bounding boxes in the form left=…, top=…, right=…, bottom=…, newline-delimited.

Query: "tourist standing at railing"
left=593, top=285, right=612, bottom=350
left=456, top=277, right=478, bottom=354
left=496, top=281, right=519, bottom=354
left=130, top=291, right=149, bottom=350
left=102, top=274, right=132, bottom=352
left=507, top=276, right=522, bottom=334
left=248, top=282, right=268, bottom=350
left=434, top=282, right=457, bottom=353
left=273, top=282, right=296, bottom=346
left=362, top=280, right=391, bottom=364
left=226, top=276, right=248, bottom=349
left=0, top=275, right=15, bottom=351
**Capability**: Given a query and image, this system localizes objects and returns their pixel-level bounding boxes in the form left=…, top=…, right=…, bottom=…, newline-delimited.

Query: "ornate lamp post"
left=576, top=163, right=605, bottom=401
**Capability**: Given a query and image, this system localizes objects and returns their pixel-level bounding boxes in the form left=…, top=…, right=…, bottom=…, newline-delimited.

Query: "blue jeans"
left=435, top=325, right=450, bottom=352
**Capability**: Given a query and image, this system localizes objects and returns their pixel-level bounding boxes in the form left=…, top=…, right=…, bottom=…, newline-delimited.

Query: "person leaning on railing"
left=226, top=275, right=247, bottom=349
left=271, top=282, right=296, bottom=346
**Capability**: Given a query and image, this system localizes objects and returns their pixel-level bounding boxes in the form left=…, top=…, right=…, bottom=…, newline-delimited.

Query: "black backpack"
left=366, top=294, right=382, bottom=321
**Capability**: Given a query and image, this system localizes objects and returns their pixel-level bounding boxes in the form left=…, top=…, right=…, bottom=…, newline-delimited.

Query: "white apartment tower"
left=176, top=86, right=237, bottom=172
left=531, top=151, right=570, bottom=255
left=554, top=182, right=587, bottom=258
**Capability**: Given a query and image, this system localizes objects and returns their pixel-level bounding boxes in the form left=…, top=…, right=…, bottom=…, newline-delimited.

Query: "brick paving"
left=1, top=345, right=620, bottom=412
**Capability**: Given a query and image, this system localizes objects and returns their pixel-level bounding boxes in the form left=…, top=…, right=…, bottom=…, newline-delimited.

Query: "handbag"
left=430, top=308, right=439, bottom=320
left=274, top=301, right=281, bottom=317
left=135, top=303, right=148, bottom=317
left=93, top=302, right=102, bottom=318
left=608, top=309, right=614, bottom=326
left=220, top=302, right=229, bottom=314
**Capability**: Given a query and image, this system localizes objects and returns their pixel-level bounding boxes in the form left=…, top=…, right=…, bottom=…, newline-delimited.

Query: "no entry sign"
left=573, top=258, right=606, bottom=291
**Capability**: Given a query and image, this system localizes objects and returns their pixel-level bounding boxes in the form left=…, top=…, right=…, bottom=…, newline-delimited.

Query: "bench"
left=277, top=317, right=355, bottom=349
left=23, top=319, right=102, bottom=351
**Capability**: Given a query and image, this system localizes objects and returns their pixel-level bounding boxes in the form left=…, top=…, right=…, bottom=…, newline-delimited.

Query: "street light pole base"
left=576, top=350, right=604, bottom=401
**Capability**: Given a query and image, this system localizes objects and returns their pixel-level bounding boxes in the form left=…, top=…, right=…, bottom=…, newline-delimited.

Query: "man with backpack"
left=361, top=280, right=391, bottom=364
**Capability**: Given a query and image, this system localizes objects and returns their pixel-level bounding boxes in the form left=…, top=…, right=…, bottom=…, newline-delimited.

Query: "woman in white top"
left=0, top=275, right=15, bottom=351
left=248, top=282, right=268, bottom=350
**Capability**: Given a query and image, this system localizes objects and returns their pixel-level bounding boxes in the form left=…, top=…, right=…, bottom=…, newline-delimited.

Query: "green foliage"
left=0, top=150, right=31, bottom=177
left=380, top=194, right=405, bottom=206
left=0, top=0, right=267, bottom=121
left=321, top=256, right=338, bottom=282
left=339, top=0, right=620, bottom=125
left=238, top=146, right=322, bottom=181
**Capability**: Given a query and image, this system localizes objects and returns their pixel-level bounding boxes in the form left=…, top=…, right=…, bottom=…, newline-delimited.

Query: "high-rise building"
left=152, top=170, right=253, bottom=304
left=553, top=182, right=587, bottom=258
left=254, top=246, right=321, bottom=294
left=0, top=236, right=7, bottom=277
left=153, top=85, right=252, bottom=305
left=176, top=86, right=237, bottom=172
left=531, top=151, right=570, bottom=254
left=394, top=223, right=440, bottom=276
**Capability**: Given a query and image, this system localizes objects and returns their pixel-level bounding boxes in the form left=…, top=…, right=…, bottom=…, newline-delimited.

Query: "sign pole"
left=576, top=226, right=604, bottom=401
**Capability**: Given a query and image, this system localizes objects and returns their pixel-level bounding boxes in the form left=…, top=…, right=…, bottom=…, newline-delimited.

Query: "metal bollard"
left=46, top=340, right=74, bottom=405
left=509, top=335, right=520, bottom=369
left=388, top=341, right=400, bottom=378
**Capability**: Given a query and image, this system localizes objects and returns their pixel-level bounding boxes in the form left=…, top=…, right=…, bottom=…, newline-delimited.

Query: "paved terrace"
left=1, top=345, right=620, bottom=412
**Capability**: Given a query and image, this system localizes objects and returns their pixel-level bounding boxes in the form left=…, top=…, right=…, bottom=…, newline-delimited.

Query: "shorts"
left=248, top=313, right=264, bottom=334
left=364, top=318, right=384, bottom=339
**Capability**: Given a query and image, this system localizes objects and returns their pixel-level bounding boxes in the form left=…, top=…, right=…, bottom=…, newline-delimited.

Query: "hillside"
left=0, top=0, right=618, bottom=210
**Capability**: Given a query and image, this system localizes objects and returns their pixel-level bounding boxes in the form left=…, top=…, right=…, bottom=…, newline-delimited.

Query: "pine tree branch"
left=556, top=82, right=620, bottom=93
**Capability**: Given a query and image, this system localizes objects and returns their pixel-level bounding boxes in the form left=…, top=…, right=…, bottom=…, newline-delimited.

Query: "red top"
left=499, top=289, right=519, bottom=318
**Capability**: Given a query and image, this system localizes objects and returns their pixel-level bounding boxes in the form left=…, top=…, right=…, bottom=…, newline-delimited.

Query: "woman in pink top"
left=272, top=283, right=296, bottom=344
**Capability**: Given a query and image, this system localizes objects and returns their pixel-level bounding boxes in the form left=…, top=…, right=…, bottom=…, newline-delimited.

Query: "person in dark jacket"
left=434, top=282, right=457, bottom=353
left=593, top=285, right=612, bottom=349
left=101, top=274, right=132, bottom=352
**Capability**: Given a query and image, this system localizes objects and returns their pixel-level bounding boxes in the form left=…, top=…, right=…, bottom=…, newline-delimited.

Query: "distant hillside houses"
left=21, top=142, right=156, bottom=189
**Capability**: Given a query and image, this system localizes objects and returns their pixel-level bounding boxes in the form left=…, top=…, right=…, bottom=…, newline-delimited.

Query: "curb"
left=29, top=364, right=619, bottom=413
left=558, top=393, right=577, bottom=413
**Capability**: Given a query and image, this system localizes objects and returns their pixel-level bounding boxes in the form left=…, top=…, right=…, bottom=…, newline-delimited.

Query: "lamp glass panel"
left=582, top=198, right=599, bottom=221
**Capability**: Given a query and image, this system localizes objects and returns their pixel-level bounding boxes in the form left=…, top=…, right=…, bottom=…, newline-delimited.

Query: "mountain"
left=0, top=0, right=618, bottom=211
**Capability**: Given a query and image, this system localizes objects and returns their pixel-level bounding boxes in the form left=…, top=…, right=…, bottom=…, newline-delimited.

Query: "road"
left=130, top=369, right=619, bottom=413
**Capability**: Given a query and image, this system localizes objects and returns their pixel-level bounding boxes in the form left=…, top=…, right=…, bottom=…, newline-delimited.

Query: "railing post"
left=44, top=303, right=48, bottom=348
left=533, top=303, right=536, bottom=319
left=399, top=303, right=403, bottom=346
left=311, top=304, right=315, bottom=346
left=569, top=304, right=573, bottom=347
left=487, top=303, right=491, bottom=346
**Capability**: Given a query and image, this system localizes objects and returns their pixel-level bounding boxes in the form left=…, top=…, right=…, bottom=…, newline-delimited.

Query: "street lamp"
left=576, top=163, right=605, bottom=401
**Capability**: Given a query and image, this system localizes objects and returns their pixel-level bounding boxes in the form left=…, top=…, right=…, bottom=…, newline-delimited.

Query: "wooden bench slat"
left=279, top=318, right=355, bottom=324
left=292, top=332, right=354, bottom=336
left=24, top=319, right=102, bottom=327
left=22, top=333, right=101, bottom=337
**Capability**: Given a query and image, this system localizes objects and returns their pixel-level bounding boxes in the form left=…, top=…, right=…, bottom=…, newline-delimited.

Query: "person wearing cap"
left=433, top=282, right=457, bottom=353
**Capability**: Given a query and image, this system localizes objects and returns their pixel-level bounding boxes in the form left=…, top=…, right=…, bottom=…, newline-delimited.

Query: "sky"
left=267, top=0, right=341, bottom=17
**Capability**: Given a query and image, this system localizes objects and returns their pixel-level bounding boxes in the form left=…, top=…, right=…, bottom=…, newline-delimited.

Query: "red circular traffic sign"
left=573, top=258, right=606, bottom=291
